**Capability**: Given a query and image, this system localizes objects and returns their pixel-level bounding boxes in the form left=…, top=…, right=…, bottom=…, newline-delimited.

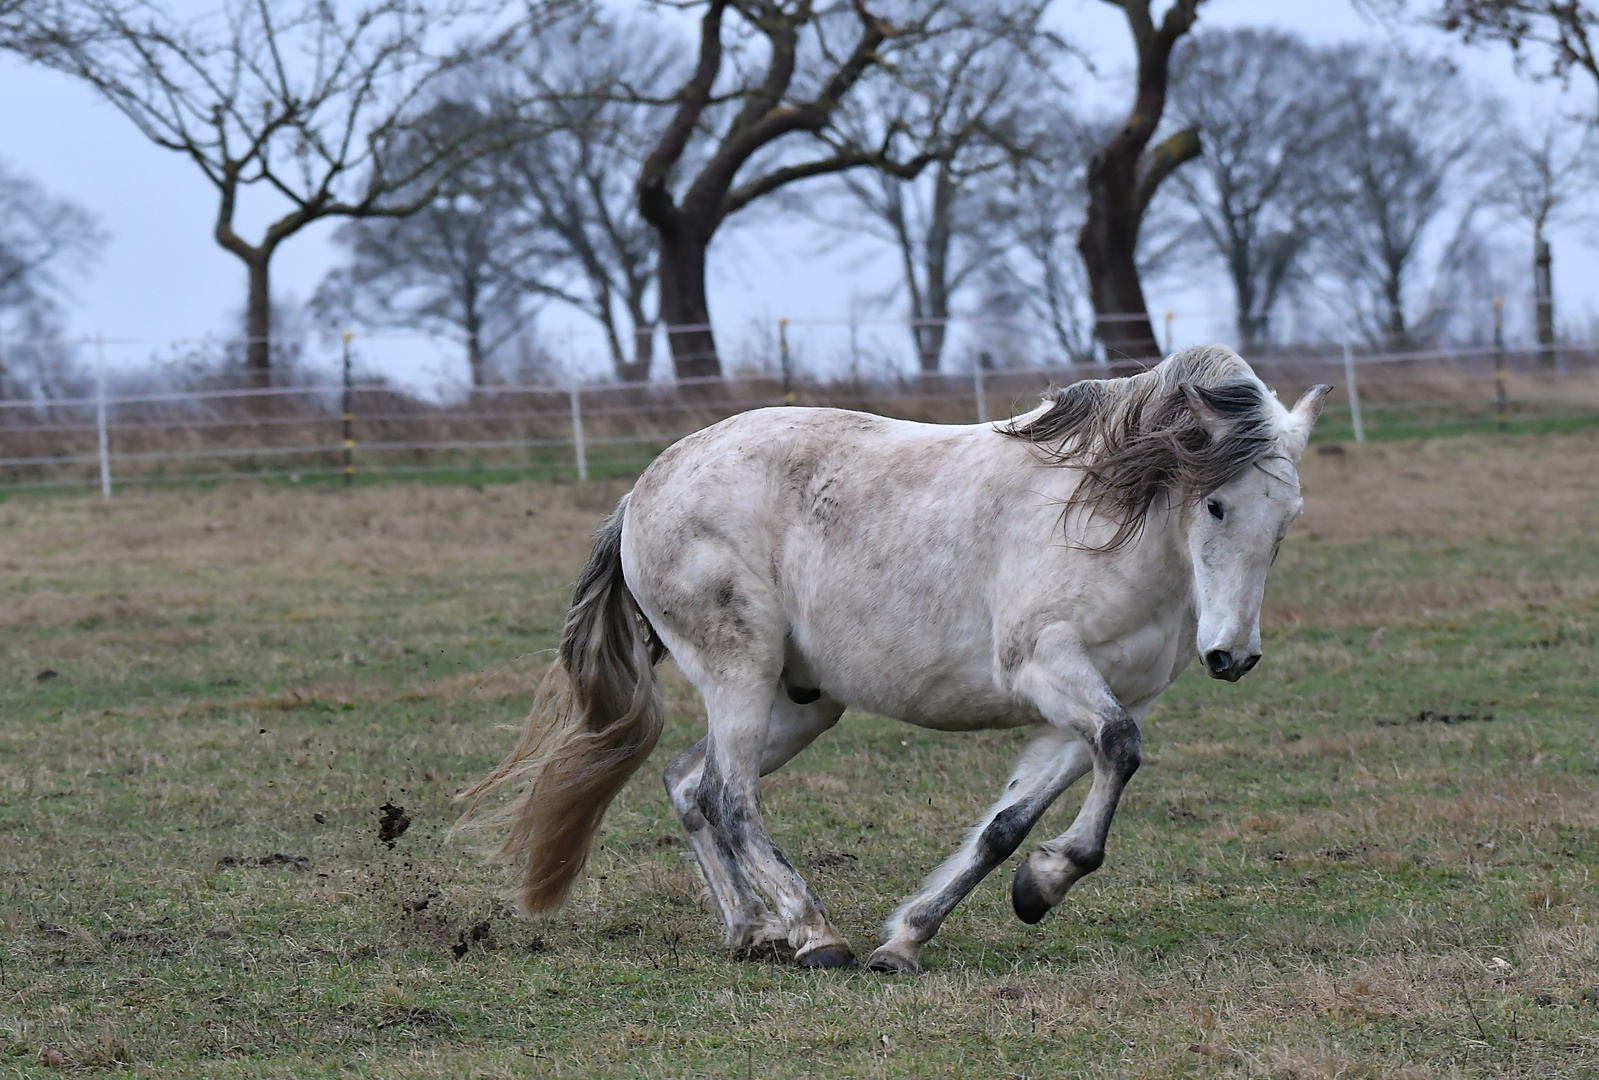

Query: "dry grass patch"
left=3, top=431, right=1599, bottom=1077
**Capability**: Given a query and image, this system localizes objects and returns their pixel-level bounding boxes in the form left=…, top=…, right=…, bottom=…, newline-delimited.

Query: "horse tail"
left=453, top=493, right=665, bottom=914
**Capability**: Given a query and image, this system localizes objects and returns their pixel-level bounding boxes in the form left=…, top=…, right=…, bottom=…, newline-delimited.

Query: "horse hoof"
left=1012, top=858, right=1052, bottom=925
left=798, top=943, right=857, bottom=969
left=865, top=946, right=919, bottom=975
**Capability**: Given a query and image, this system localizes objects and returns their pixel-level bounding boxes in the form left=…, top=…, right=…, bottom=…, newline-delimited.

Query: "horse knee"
left=975, top=802, right=1035, bottom=866
left=664, top=745, right=706, bottom=823
left=1097, top=714, right=1141, bottom=780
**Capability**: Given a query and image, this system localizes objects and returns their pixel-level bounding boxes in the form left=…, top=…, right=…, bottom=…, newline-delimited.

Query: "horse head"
left=1184, top=381, right=1331, bottom=682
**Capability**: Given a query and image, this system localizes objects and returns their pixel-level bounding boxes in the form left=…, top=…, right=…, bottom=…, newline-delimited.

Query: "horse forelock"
left=1002, top=345, right=1280, bottom=550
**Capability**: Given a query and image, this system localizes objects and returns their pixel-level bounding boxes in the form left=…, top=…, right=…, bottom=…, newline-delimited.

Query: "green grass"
left=4, top=432, right=1599, bottom=1077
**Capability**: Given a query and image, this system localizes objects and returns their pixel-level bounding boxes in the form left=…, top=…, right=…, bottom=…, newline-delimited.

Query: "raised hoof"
left=865, top=947, right=920, bottom=975
left=798, top=943, right=857, bottom=969
left=1012, top=858, right=1052, bottom=925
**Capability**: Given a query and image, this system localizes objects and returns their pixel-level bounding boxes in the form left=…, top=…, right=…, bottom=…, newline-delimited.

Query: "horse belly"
left=790, top=605, right=1037, bottom=732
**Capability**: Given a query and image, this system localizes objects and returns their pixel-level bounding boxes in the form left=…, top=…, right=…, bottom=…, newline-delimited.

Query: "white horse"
left=457, top=345, right=1330, bottom=974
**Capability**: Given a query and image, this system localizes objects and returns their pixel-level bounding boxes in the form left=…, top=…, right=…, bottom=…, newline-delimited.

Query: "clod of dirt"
left=313, top=813, right=326, bottom=824
left=811, top=851, right=859, bottom=868
left=216, top=853, right=310, bottom=870
left=375, top=1006, right=450, bottom=1031
left=451, top=920, right=493, bottom=959
left=993, top=986, right=1028, bottom=1001
left=378, top=803, right=411, bottom=848
left=404, top=892, right=439, bottom=914
left=1377, top=709, right=1495, bottom=727
left=39, top=1047, right=65, bottom=1067
left=1315, top=842, right=1376, bottom=862
left=34, top=669, right=58, bottom=683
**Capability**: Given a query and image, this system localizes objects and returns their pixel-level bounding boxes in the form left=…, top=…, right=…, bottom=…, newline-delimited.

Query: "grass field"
left=4, top=429, right=1599, bottom=1078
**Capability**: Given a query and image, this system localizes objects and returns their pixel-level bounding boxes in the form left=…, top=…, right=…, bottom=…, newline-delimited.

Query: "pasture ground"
left=3, top=429, right=1599, bottom=1078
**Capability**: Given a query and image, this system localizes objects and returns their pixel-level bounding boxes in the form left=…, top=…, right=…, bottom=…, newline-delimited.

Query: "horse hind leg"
left=868, top=729, right=1092, bottom=975
left=691, top=671, right=855, bottom=968
left=663, top=740, right=784, bottom=951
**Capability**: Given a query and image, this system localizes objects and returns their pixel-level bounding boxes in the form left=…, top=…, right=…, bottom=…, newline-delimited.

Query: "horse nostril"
left=1240, top=654, right=1260, bottom=674
left=1204, top=650, right=1232, bottom=676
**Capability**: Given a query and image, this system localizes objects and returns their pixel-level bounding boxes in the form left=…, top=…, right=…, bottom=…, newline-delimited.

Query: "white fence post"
left=973, top=353, right=989, bottom=424
left=1341, top=337, right=1365, bottom=444
left=95, top=333, right=112, bottom=497
left=569, top=377, right=587, bottom=482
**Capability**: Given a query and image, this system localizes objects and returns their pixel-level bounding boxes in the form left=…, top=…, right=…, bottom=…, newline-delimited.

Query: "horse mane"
left=1002, top=345, right=1278, bottom=550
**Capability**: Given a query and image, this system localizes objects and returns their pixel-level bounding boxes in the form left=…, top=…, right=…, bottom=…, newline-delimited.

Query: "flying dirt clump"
left=378, top=803, right=411, bottom=848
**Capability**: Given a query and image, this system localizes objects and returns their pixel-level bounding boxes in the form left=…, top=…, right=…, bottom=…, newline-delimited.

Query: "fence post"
left=779, top=317, right=794, bottom=404
left=95, top=333, right=111, bottom=498
left=341, top=330, right=355, bottom=488
left=973, top=351, right=989, bottom=424
left=1493, top=295, right=1508, bottom=431
left=1163, top=310, right=1175, bottom=356
left=569, top=377, right=587, bottom=482
left=1341, top=337, right=1365, bottom=444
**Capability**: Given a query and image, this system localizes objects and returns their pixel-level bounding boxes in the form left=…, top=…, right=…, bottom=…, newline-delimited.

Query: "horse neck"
left=1123, top=495, right=1195, bottom=608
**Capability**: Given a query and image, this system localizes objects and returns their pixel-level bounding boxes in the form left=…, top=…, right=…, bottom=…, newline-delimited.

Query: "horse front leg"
left=868, top=729, right=1093, bottom=975
left=1007, top=633, right=1143, bottom=925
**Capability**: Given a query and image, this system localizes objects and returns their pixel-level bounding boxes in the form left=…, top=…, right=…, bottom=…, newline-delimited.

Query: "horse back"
left=622, top=408, right=1057, bottom=725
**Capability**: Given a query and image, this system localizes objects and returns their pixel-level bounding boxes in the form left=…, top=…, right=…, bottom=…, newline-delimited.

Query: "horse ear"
left=1283, top=384, right=1334, bottom=460
left=1180, top=383, right=1230, bottom=439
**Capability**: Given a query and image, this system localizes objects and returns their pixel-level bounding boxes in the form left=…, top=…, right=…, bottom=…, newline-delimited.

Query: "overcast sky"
left=0, top=0, right=1590, bottom=390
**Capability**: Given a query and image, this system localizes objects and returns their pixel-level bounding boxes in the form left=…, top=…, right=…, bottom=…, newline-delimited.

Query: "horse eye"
left=1207, top=500, right=1225, bottom=521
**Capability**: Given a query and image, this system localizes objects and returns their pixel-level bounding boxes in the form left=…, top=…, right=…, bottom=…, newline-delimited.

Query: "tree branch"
left=1134, top=126, right=1200, bottom=217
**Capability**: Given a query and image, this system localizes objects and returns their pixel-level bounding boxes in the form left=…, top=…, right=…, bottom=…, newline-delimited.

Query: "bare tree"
left=10, top=0, right=521, bottom=387
left=1317, top=49, right=1480, bottom=348
left=0, top=160, right=104, bottom=397
left=1077, top=0, right=1204, bottom=361
left=981, top=117, right=1102, bottom=365
left=796, top=12, right=1054, bottom=374
left=631, top=0, right=1044, bottom=380
left=0, top=160, right=104, bottom=316
left=1491, top=116, right=1595, bottom=358
left=312, top=120, right=543, bottom=388
left=1166, top=28, right=1349, bottom=352
left=507, top=19, right=674, bottom=383
left=1437, top=2, right=1599, bottom=106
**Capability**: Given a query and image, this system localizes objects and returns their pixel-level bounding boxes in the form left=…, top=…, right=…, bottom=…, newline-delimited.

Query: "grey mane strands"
left=1002, top=346, right=1277, bottom=550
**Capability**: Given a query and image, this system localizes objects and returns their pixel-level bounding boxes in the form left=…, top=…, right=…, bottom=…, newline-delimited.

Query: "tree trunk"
left=465, top=327, right=485, bottom=389
left=1079, top=175, right=1160, bottom=360
left=1383, top=270, right=1406, bottom=351
left=1076, top=2, right=1202, bottom=364
left=918, top=166, right=954, bottom=374
left=463, top=283, right=485, bottom=388
left=1534, top=235, right=1554, bottom=368
left=1231, top=248, right=1260, bottom=352
left=617, top=303, right=653, bottom=384
left=658, top=231, right=718, bottom=380
left=245, top=255, right=272, bottom=389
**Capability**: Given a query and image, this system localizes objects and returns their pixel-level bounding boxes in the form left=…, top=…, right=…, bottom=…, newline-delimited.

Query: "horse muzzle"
left=1203, top=649, right=1260, bottom=682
